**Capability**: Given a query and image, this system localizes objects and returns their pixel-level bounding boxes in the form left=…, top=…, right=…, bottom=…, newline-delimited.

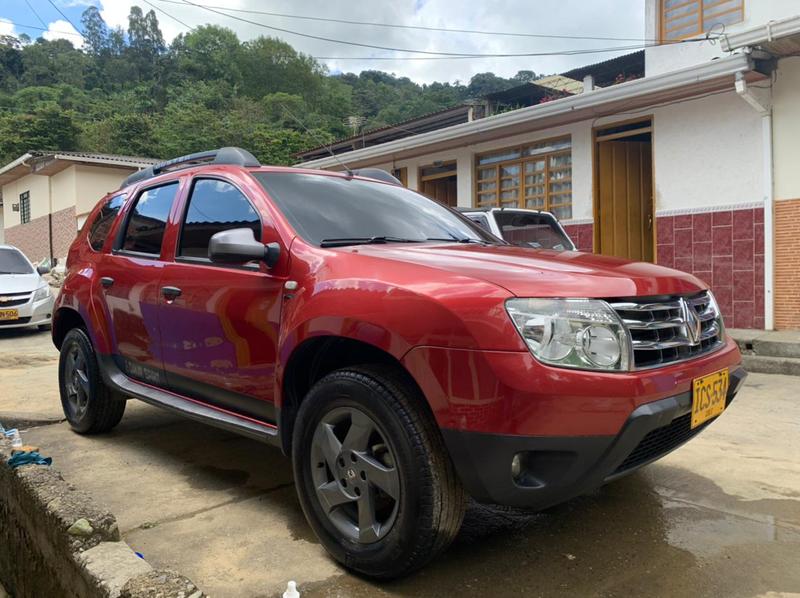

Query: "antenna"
left=279, top=102, right=354, bottom=177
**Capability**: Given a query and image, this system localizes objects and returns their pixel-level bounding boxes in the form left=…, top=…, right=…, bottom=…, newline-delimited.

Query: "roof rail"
left=122, top=147, right=261, bottom=187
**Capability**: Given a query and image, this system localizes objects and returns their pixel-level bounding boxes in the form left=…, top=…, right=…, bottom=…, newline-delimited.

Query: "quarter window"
left=661, top=0, right=744, bottom=42
left=88, top=194, right=126, bottom=251
left=121, top=183, right=179, bottom=255
left=475, top=137, right=572, bottom=220
left=178, top=179, right=261, bottom=259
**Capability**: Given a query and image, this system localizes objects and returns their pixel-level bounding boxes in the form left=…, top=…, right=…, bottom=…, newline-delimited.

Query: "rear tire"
left=292, top=365, right=465, bottom=579
left=58, top=328, right=126, bottom=434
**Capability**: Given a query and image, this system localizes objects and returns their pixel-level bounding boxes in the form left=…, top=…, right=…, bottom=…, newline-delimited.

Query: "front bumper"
left=441, top=366, right=747, bottom=509
left=0, top=290, right=54, bottom=329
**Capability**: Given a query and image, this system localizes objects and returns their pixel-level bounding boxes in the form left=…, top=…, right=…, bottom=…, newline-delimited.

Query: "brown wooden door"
left=421, top=176, right=457, bottom=207
left=596, top=140, right=654, bottom=262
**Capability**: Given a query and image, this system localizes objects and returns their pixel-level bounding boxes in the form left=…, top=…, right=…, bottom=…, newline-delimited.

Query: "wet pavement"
left=1, top=328, right=799, bottom=597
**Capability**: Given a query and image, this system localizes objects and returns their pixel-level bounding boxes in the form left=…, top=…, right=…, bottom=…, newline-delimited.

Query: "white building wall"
left=773, top=56, right=800, bottom=201
left=644, top=0, right=800, bottom=77
left=370, top=92, right=761, bottom=224
left=1, top=174, right=50, bottom=225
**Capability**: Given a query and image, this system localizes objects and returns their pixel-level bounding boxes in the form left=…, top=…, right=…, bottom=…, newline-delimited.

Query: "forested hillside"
left=0, top=6, right=539, bottom=165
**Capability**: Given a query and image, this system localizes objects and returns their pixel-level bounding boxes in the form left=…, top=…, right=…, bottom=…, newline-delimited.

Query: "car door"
left=158, top=176, right=285, bottom=423
left=99, top=180, right=182, bottom=386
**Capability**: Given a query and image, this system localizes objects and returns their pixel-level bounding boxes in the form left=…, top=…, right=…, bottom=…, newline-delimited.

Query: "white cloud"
left=42, top=19, right=84, bottom=46
left=96, top=0, right=646, bottom=84
left=0, top=17, right=16, bottom=37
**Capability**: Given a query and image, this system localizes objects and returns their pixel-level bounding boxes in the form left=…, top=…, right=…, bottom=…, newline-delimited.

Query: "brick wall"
left=562, top=222, right=594, bottom=252
left=4, top=206, right=76, bottom=263
left=656, top=207, right=764, bottom=329
left=775, top=199, right=800, bottom=330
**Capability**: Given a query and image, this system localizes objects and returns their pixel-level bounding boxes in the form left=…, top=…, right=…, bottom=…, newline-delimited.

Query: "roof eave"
left=721, top=15, right=800, bottom=52
left=298, top=53, right=755, bottom=170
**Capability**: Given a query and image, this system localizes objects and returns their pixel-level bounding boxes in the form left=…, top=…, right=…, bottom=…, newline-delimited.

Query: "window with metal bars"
left=474, top=137, right=572, bottom=220
left=19, top=191, right=30, bottom=224
left=661, top=0, right=744, bottom=42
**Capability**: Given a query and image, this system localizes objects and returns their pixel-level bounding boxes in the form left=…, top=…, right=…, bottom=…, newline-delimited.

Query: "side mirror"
left=208, top=228, right=281, bottom=268
left=37, top=265, right=51, bottom=275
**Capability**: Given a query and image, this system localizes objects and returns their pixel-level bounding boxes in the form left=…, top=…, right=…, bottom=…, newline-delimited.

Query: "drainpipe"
left=734, top=69, right=774, bottom=329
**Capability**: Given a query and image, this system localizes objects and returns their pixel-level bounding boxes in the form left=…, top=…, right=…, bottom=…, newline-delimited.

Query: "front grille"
left=0, top=292, right=31, bottom=308
left=610, top=291, right=724, bottom=369
left=613, top=412, right=704, bottom=475
left=613, top=391, right=735, bottom=476
left=0, top=316, right=30, bottom=326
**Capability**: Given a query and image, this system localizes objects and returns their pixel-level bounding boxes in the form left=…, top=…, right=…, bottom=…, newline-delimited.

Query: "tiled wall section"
left=656, top=208, right=764, bottom=330
left=775, top=199, right=800, bottom=331
left=562, top=222, right=594, bottom=253
left=4, top=207, right=77, bottom=263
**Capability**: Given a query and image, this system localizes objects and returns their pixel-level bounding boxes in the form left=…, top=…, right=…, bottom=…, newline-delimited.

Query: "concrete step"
left=728, top=328, right=800, bottom=359
left=741, top=354, right=800, bottom=377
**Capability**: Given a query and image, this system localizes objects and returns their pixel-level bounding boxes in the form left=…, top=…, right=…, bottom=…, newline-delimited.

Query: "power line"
left=314, top=44, right=655, bottom=60
left=22, top=0, right=47, bottom=30
left=0, top=18, right=83, bottom=38
left=153, top=0, right=675, bottom=44
left=45, top=0, right=84, bottom=39
left=141, top=0, right=196, bottom=32
left=174, top=0, right=708, bottom=59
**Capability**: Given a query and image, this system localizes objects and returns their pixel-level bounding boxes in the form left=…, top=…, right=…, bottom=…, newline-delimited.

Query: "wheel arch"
left=279, top=335, right=432, bottom=456
left=52, top=306, right=88, bottom=350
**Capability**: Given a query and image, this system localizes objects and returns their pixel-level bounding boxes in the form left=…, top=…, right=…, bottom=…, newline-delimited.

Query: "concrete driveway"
left=1, top=328, right=799, bottom=597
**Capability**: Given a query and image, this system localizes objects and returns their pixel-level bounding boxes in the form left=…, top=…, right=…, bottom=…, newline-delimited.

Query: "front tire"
left=58, top=328, right=126, bottom=434
left=292, top=365, right=465, bottom=579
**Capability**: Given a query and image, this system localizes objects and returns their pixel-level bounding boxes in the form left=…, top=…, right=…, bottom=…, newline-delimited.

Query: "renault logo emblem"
left=681, top=298, right=702, bottom=345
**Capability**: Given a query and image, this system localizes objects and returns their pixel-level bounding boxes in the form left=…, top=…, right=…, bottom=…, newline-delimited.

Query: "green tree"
left=0, top=107, right=79, bottom=162
left=171, top=26, right=242, bottom=87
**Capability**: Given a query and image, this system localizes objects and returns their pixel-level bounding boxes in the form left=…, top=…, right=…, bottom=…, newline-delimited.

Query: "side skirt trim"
left=97, top=354, right=281, bottom=446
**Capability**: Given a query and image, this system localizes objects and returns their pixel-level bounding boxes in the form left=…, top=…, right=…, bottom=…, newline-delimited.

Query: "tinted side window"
left=494, top=212, right=572, bottom=250
left=178, top=179, right=261, bottom=259
left=121, top=183, right=179, bottom=255
left=89, top=194, right=126, bottom=251
left=466, top=213, right=491, bottom=231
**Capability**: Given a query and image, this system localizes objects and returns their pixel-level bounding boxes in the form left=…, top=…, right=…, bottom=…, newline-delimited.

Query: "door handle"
left=161, top=286, right=182, bottom=300
left=100, top=276, right=114, bottom=289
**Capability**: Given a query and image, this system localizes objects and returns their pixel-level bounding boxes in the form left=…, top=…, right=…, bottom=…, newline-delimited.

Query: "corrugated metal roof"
left=295, top=105, right=470, bottom=159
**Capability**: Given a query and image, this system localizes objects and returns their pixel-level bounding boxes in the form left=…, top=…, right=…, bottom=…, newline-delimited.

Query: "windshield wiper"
left=425, top=237, right=492, bottom=245
left=320, top=236, right=422, bottom=248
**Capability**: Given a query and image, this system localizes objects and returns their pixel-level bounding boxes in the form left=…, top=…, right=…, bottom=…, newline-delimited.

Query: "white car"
left=458, top=207, right=576, bottom=251
left=0, top=245, right=55, bottom=331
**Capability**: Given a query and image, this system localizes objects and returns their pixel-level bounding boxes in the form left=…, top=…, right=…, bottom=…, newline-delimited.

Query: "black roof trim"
left=122, top=147, right=260, bottom=187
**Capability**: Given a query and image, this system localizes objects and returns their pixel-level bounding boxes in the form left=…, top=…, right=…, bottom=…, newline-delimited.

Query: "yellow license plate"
left=691, top=369, right=729, bottom=429
left=0, top=309, right=19, bottom=321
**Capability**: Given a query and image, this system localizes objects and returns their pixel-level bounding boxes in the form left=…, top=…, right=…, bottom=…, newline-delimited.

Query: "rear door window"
left=88, top=194, right=126, bottom=251
left=178, top=179, right=261, bottom=259
left=120, top=183, right=179, bottom=256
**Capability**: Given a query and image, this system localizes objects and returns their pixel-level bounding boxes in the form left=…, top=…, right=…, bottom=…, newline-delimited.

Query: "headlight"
left=505, top=298, right=631, bottom=371
left=33, top=285, right=51, bottom=302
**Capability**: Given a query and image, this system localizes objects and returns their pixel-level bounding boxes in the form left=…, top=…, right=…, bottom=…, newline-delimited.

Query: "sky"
left=0, top=0, right=647, bottom=84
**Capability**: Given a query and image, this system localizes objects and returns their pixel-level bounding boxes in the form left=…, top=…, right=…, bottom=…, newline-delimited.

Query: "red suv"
left=53, top=147, right=746, bottom=578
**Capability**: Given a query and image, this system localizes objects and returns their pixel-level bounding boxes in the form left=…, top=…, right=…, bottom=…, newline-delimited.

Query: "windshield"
left=254, top=172, right=500, bottom=246
left=494, top=211, right=574, bottom=251
left=0, top=247, right=34, bottom=274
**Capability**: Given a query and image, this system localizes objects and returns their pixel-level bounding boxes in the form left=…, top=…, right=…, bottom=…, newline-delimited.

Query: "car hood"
left=0, top=272, right=42, bottom=294
left=349, top=243, right=705, bottom=298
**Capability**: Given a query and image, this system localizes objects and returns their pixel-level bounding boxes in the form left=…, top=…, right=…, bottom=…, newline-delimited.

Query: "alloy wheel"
left=310, top=406, right=401, bottom=544
left=64, top=345, right=90, bottom=418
